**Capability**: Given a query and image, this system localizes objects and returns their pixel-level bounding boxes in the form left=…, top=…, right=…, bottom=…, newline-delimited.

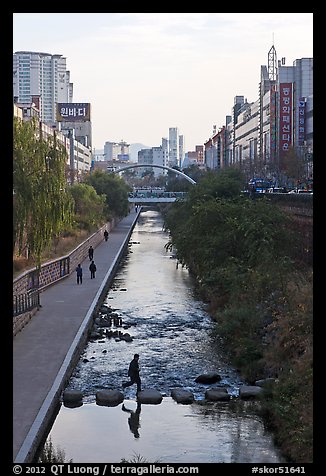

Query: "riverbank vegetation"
left=13, top=116, right=130, bottom=275
left=162, top=169, right=313, bottom=463
left=13, top=116, right=74, bottom=268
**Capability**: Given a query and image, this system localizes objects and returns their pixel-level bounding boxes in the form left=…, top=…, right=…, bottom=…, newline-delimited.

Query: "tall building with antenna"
left=207, top=45, right=313, bottom=184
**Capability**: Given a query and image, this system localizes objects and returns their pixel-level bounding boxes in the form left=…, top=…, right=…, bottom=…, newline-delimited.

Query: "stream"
left=40, top=209, right=285, bottom=464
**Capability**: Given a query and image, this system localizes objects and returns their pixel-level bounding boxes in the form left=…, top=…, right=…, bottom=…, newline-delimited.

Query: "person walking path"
left=89, top=260, right=97, bottom=279
left=13, top=210, right=140, bottom=463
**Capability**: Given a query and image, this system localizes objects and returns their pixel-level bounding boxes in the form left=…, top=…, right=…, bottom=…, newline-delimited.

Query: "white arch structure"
left=111, top=163, right=197, bottom=185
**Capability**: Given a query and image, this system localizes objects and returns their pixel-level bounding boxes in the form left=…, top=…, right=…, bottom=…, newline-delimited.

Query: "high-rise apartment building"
left=277, top=57, right=313, bottom=160
left=162, top=137, right=169, bottom=168
left=168, top=127, right=180, bottom=168
left=179, top=135, right=185, bottom=168
left=13, top=51, right=73, bottom=125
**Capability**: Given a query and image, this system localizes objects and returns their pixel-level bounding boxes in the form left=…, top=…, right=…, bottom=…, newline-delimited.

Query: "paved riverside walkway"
left=13, top=210, right=140, bottom=463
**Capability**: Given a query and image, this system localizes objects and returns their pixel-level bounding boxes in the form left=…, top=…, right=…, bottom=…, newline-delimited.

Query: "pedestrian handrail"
left=13, top=221, right=113, bottom=297
left=13, top=290, right=40, bottom=317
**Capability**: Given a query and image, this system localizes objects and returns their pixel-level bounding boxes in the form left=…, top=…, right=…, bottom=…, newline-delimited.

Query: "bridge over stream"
left=112, top=163, right=197, bottom=185
left=128, top=190, right=187, bottom=203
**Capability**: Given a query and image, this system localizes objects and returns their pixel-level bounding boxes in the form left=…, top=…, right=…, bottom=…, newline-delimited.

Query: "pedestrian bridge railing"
left=13, top=290, right=40, bottom=318
left=13, top=290, right=41, bottom=336
left=13, top=221, right=114, bottom=297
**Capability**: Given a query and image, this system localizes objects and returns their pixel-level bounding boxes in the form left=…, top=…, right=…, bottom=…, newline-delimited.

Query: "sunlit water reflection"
left=43, top=209, right=285, bottom=463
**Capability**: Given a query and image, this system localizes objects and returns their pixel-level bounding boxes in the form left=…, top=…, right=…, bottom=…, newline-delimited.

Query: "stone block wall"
left=13, top=308, right=38, bottom=336
left=12, top=220, right=119, bottom=336
left=13, top=220, right=116, bottom=296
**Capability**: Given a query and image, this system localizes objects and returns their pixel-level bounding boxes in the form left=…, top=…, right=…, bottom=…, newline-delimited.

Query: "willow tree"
left=13, top=116, right=74, bottom=267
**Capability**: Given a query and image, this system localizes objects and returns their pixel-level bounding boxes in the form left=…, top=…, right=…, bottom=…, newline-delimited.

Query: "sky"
left=13, top=12, right=313, bottom=152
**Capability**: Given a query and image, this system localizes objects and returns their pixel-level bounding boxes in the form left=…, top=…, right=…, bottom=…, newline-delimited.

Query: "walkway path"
left=13, top=210, right=140, bottom=463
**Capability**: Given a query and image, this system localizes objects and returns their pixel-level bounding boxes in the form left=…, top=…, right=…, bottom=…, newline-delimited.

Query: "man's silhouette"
left=122, top=402, right=141, bottom=438
left=122, top=354, right=142, bottom=393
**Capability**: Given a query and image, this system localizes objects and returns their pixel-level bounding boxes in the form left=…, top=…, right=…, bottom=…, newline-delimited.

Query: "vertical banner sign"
left=279, top=83, right=293, bottom=156
left=298, top=97, right=306, bottom=146
left=269, top=85, right=277, bottom=162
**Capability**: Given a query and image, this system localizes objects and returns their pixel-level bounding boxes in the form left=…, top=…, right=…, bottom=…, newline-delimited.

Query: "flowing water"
left=42, top=209, right=285, bottom=463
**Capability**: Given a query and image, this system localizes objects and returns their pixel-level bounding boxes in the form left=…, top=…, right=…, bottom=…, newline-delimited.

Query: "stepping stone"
left=137, top=389, right=163, bottom=404
left=205, top=388, right=231, bottom=401
left=171, top=388, right=194, bottom=404
left=96, top=389, right=124, bottom=406
left=195, top=372, right=221, bottom=384
left=239, top=385, right=263, bottom=399
left=62, top=389, right=83, bottom=404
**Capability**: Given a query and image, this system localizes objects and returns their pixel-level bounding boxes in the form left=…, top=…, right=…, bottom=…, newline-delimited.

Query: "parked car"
left=248, top=178, right=272, bottom=193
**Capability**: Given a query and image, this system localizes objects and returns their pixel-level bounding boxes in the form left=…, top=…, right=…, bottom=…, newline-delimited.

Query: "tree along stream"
left=40, top=209, right=285, bottom=463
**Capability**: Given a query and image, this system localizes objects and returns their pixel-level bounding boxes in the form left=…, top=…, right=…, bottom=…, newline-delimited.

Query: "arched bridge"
left=111, top=163, right=197, bottom=185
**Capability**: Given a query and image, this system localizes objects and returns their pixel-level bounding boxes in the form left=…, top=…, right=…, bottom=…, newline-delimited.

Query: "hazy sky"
left=13, top=13, right=313, bottom=152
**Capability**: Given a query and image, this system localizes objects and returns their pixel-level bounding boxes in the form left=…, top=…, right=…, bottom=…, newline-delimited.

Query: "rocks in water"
left=239, top=385, right=263, bottom=399
left=195, top=372, right=221, bottom=384
left=137, top=389, right=163, bottom=404
left=171, top=388, right=194, bottom=404
left=96, top=389, right=124, bottom=406
left=63, top=389, right=83, bottom=404
left=96, top=304, right=124, bottom=329
left=63, top=383, right=264, bottom=409
left=205, top=387, right=231, bottom=401
left=91, top=312, right=138, bottom=343
left=120, top=333, right=133, bottom=342
left=104, top=329, right=133, bottom=342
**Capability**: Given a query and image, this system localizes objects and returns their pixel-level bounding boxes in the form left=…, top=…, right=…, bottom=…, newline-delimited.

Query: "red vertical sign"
left=279, top=83, right=293, bottom=156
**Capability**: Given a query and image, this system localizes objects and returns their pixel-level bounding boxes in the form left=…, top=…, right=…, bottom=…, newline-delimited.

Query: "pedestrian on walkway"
left=88, top=245, right=94, bottom=261
left=104, top=229, right=109, bottom=241
left=122, top=353, right=142, bottom=393
left=89, top=260, right=97, bottom=279
left=75, top=264, right=83, bottom=284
